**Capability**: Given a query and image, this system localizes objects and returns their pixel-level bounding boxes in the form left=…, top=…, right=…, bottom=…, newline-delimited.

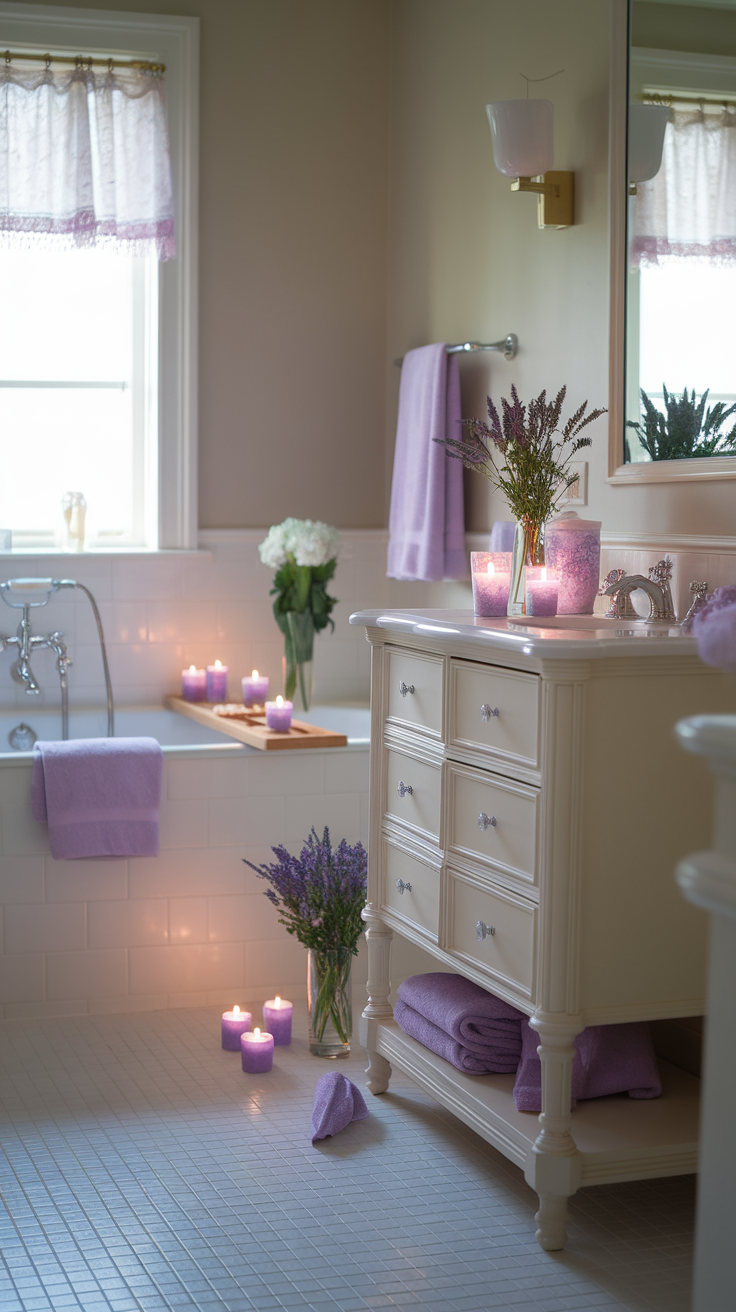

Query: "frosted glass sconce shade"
left=485, top=99, right=554, bottom=177
left=628, top=103, right=670, bottom=183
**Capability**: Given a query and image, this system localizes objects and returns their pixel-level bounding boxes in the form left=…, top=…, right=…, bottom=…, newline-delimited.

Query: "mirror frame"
left=607, top=0, right=736, bottom=484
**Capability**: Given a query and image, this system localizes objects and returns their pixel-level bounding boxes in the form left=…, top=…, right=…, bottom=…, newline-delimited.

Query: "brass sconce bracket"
left=510, top=170, right=574, bottom=228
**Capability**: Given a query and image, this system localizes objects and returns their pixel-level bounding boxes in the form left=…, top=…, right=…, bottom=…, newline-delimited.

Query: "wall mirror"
left=609, top=0, right=736, bottom=483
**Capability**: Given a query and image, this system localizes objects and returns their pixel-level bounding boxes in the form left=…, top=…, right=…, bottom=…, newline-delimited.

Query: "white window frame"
left=0, top=3, right=199, bottom=549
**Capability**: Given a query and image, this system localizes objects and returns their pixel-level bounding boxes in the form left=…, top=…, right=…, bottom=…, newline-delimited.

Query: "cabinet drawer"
left=385, top=748, right=441, bottom=844
left=446, top=762, right=538, bottom=886
left=386, top=646, right=444, bottom=740
left=449, top=659, right=540, bottom=771
left=383, top=840, right=440, bottom=941
left=445, top=867, right=536, bottom=999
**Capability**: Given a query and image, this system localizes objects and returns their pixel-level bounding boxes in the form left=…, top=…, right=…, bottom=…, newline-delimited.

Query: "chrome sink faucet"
left=603, top=557, right=677, bottom=623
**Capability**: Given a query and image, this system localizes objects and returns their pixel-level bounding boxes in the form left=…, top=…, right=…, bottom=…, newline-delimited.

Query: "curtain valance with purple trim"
left=632, top=104, right=736, bottom=267
left=0, top=63, right=175, bottom=260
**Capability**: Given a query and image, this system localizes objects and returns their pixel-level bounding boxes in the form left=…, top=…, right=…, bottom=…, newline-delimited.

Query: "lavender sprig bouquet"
left=437, top=384, right=606, bottom=527
left=244, top=827, right=367, bottom=1047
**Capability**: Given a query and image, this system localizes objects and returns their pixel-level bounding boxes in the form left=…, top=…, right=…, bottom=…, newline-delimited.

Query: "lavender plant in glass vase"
left=244, top=827, right=367, bottom=1058
left=437, top=385, right=606, bottom=614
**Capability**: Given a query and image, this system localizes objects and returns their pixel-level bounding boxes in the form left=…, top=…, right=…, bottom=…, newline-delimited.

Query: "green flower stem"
left=310, top=950, right=352, bottom=1045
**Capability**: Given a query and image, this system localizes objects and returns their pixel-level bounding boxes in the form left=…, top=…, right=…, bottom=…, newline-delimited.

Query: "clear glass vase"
left=508, top=518, right=546, bottom=615
left=307, top=947, right=352, bottom=1058
left=283, top=611, right=314, bottom=711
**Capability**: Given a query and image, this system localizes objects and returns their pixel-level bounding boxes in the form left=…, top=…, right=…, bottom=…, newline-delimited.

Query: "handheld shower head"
left=0, top=579, right=76, bottom=608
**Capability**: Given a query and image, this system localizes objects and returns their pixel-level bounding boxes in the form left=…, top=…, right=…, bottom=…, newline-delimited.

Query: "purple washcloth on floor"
left=394, top=998, right=521, bottom=1074
left=387, top=343, right=466, bottom=582
left=32, top=737, right=163, bottom=859
left=311, top=1072, right=369, bottom=1142
left=513, top=1019, right=663, bottom=1112
left=397, top=972, right=524, bottom=1057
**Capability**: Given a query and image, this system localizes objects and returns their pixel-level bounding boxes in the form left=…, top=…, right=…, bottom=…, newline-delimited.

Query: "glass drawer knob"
left=396, top=878, right=412, bottom=895
left=481, top=704, right=500, bottom=722
left=398, top=680, right=415, bottom=697
left=397, top=780, right=413, bottom=798
left=478, top=812, right=497, bottom=831
left=476, top=920, right=495, bottom=941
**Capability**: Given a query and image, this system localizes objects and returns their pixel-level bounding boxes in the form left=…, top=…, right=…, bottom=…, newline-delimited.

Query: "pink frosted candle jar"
left=545, top=513, right=601, bottom=615
left=263, top=996, right=293, bottom=1045
left=241, top=1027, right=274, bottom=1073
left=181, top=665, right=207, bottom=702
left=265, top=696, right=292, bottom=732
left=525, top=566, right=559, bottom=617
left=471, top=552, right=512, bottom=617
left=221, top=1005, right=252, bottom=1051
left=206, top=660, right=228, bottom=702
left=242, top=669, right=270, bottom=707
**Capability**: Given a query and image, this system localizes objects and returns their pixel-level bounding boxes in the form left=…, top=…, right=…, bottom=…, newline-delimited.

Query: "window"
left=0, top=4, right=199, bottom=549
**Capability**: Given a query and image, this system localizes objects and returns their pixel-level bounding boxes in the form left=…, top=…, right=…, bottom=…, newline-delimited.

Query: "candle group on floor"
left=221, top=997, right=292, bottom=1072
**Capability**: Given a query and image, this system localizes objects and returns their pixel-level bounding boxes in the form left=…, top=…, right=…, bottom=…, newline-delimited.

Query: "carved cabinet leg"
left=524, top=1015, right=583, bottom=1252
left=359, top=901, right=394, bottom=1095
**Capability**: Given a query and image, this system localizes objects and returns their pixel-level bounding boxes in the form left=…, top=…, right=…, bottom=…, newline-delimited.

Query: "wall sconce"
left=485, top=99, right=574, bottom=228
left=628, top=103, right=670, bottom=194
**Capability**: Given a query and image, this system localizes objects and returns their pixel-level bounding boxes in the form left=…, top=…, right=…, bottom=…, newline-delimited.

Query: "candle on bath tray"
left=242, top=669, right=270, bottom=707
left=206, top=659, right=229, bottom=702
left=265, top=695, right=292, bottom=732
left=221, top=1004, right=252, bottom=1050
left=181, top=664, right=207, bottom=702
left=470, top=552, right=512, bottom=617
left=263, top=995, right=293, bottom=1045
left=525, top=566, right=559, bottom=617
left=241, top=1027, right=274, bottom=1073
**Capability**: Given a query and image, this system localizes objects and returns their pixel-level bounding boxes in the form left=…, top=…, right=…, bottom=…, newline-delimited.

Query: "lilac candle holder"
left=242, top=669, right=270, bottom=707
left=263, top=996, right=293, bottom=1045
left=471, top=552, right=513, bottom=617
left=241, top=1027, right=274, bottom=1073
left=545, top=513, right=602, bottom=615
left=181, top=664, right=207, bottom=702
left=221, top=1005, right=252, bottom=1050
left=265, top=696, right=292, bottom=732
left=525, top=566, right=559, bottom=617
left=206, top=660, right=229, bottom=702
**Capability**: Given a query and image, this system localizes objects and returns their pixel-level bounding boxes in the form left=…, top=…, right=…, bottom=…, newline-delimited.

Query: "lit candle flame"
left=252, top=669, right=259, bottom=679
left=214, top=659, right=222, bottom=669
left=233, top=1004, right=240, bottom=1016
left=275, top=996, right=281, bottom=1006
left=254, top=1027, right=261, bottom=1038
left=189, top=664, right=196, bottom=673
left=541, top=567, right=547, bottom=582
left=486, top=560, right=495, bottom=577
left=276, top=695, right=283, bottom=707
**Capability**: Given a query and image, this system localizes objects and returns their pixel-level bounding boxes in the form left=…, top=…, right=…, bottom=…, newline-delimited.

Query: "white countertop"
left=349, top=607, right=700, bottom=660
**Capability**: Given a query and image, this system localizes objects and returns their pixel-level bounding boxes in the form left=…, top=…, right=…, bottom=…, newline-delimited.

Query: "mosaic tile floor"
left=0, top=1007, right=694, bottom=1312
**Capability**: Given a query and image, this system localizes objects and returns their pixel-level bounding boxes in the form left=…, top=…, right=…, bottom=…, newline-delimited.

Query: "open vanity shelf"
left=350, top=608, right=728, bottom=1251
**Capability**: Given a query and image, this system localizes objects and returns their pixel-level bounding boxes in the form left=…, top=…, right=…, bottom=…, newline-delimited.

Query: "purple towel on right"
left=513, top=1018, right=662, bottom=1112
left=394, top=972, right=524, bottom=1074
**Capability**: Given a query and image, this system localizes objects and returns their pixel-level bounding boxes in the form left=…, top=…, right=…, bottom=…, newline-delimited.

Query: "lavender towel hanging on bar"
left=394, top=972, right=524, bottom=1074
left=32, top=737, right=163, bottom=860
left=513, top=1018, right=662, bottom=1112
left=387, top=344, right=466, bottom=581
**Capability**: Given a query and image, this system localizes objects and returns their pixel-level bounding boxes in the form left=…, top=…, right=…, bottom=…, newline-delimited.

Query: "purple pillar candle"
left=242, top=669, right=270, bottom=707
left=206, top=660, right=229, bottom=702
left=263, top=995, right=293, bottom=1045
left=241, top=1027, right=274, bottom=1073
left=181, top=664, right=207, bottom=702
left=265, top=696, right=292, bottom=732
left=525, top=566, right=559, bottom=616
left=471, top=552, right=512, bottom=617
left=221, top=1005, right=252, bottom=1050
left=544, top=513, right=602, bottom=615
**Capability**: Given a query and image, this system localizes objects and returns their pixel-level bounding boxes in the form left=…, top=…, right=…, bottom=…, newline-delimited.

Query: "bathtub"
left=0, top=703, right=371, bottom=1019
left=0, top=703, right=371, bottom=761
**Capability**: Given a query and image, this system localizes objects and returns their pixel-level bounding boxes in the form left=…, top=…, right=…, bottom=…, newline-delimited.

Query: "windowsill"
left=0, top=548, right=213, bottom=559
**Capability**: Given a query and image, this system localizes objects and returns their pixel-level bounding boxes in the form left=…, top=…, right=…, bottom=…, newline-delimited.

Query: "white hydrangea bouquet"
left=258, top=518, right=340, bottom=709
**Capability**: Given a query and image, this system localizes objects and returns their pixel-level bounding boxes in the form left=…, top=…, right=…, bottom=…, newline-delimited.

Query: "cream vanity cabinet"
left=350, top=608, right=729, bottom=1251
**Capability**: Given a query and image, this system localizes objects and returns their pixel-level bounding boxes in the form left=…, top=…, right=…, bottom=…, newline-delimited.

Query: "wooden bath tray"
left=165, top=696, right=348, bottom=751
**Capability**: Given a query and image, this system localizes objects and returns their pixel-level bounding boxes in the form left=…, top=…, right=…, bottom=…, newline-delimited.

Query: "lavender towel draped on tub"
left=32, top=737, right=163, bottom=860
left=394, top=972, right=524, bottom=1074
left=513, top=1018, right=662, bottom=1112
left=387, top=343, right=466, bottom=582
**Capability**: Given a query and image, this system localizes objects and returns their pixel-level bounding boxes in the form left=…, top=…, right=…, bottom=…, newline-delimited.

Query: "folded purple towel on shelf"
left=394, top=972, right=524, bottom=1074
left=513, top=1018, right=662, bottom=1112
left=32, top=737, right=164, bottom=860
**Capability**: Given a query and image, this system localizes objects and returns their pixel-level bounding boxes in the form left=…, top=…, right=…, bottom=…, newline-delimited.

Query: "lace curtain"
left=632, top=104, right=736, bottom=266
left=0, top=62, right=175, bottom=260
